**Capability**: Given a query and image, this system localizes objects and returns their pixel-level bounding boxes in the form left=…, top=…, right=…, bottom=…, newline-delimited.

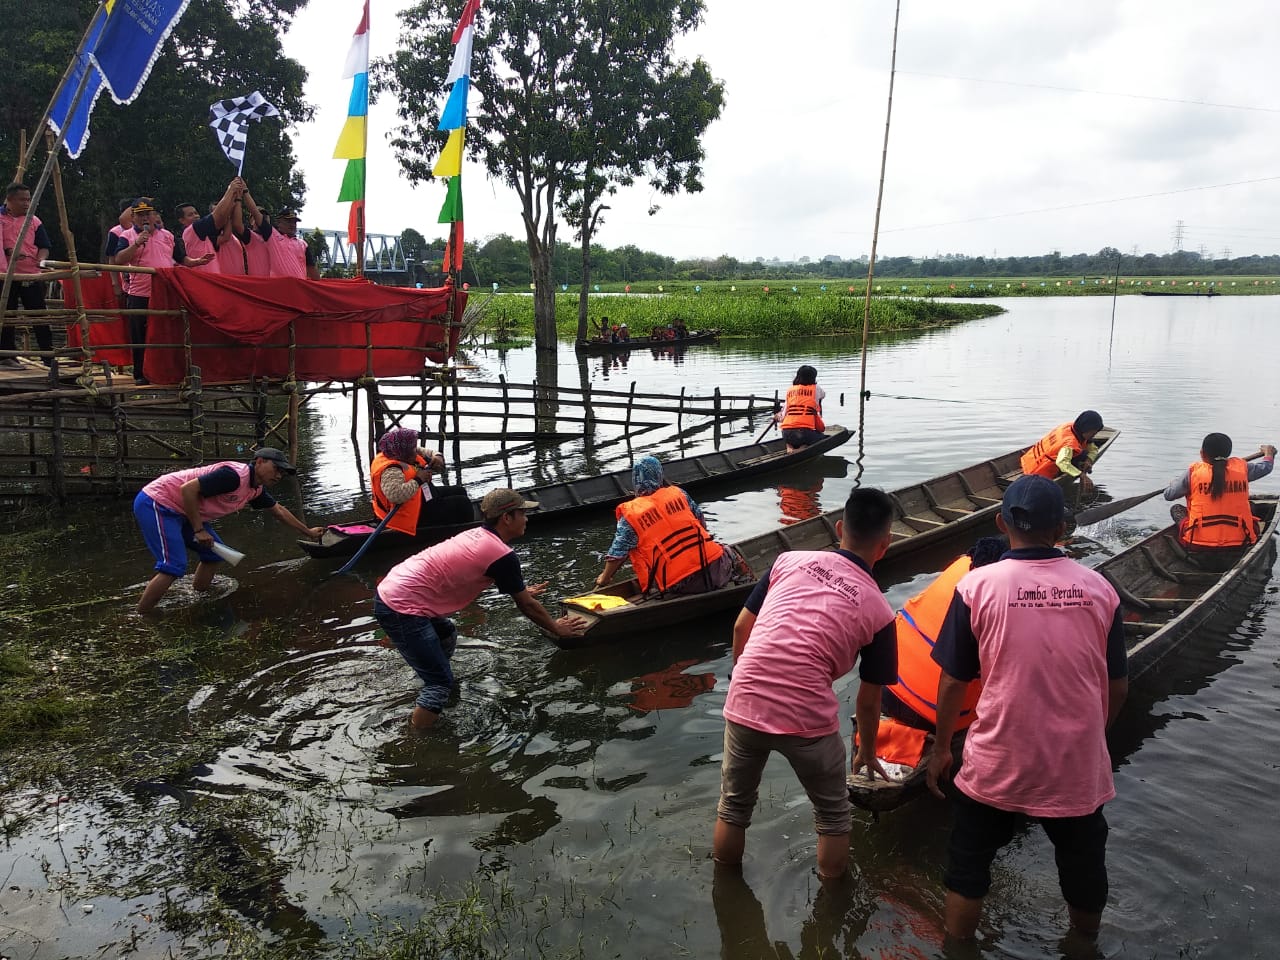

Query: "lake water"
left=3, top=295, right=1279, bottom=958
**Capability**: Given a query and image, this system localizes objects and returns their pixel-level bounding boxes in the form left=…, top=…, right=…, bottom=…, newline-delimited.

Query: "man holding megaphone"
left=132, top=447, right=323, bottom=613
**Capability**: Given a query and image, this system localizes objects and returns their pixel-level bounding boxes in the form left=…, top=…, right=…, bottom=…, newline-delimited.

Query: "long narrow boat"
left=554, top=429, right=1121, bottom=648
left=846, top=495, right=1279, bottom=813
left=297, top=425, right=853, bottom=559
left=574, top=329, right=720, bottom=354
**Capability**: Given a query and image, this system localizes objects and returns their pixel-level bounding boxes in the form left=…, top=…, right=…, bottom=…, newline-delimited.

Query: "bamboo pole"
left=856, top=0, right=902, bottom=463
left=45, top=130, right=86, bottom=366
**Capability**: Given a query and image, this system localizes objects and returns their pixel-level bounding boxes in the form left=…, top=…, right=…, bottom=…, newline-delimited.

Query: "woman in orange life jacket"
left=1163, top=432, right=1275, bottom=550
left=855, top=536, right=1008, bottom=771
left=594, top=455, right=739, bottom=596
left=1019, top=410, right=1104, bottom=489
left=371, top=427, right=475, bottom=535
left=776, top=365, right=826, bottom=453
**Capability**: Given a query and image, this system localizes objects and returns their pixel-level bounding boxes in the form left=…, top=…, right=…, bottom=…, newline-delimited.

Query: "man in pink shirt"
left=0, top=182, right=54, bottom=366
left=373, top=488, right=586, bottom=731
left=111, top=198, right=178, bottom=384
left=172, top=178, right=246, bottom=274
left=927, top=474, right=1128, bottom=942
left=714, top=487, right=898, bottom=882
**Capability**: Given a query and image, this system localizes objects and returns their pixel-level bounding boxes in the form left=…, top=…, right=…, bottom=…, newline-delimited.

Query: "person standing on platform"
left=172, top=179, right=245, bottom=274
left=926, top=475, right=1128, bottom=942
left=371, top=426, right=475, bottom=531
left=110, top=198, right=178, bottom=384
left=1019, top=410, right=1104, bottom=485
left=0, top=182, right=54, bottom=366
left=244, top=200, right=320, bottom=280
left=373, top=488, right=587, bottom=730
left=713, top=487, right=898, bottom=882
left=594, top=456, right=737, bottom=597
left=776, top=364, right=826, bottom=452
left=132, top=448, right=324, bottom=614
left=1163, top=433, right=1275, bottom=550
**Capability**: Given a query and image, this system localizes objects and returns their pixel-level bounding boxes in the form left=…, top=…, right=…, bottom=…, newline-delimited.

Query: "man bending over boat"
left=1163, top=433, right=1275, bottom=551
left=371, top=426, right=475, bottom=532
left=133, top=448, right=324, bottom=613
left=374, top=488, right=587, bottom=730
left=594, top=456, right=737, bottom=597
left=926, top=475, right=1128, bottom=942
left=714, top=487, right=897, bottom=883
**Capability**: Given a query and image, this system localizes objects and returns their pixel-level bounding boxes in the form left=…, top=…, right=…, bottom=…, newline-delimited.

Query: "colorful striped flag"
left=335, top=0, right=370, bottom=246
left=434, top=0, right=480, bottom=274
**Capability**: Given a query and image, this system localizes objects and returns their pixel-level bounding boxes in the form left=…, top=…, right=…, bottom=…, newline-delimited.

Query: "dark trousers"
left=2, top=281, right=52, bottom=355
left=126, top=294, right=149, bottom=378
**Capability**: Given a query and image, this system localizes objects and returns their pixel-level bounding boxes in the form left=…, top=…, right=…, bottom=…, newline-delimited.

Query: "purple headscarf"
left=378, top=427, right=419, bottom=463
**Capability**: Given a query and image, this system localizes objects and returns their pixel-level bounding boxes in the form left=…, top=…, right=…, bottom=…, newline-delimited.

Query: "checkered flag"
left=208, top=91, right=280, bottom=175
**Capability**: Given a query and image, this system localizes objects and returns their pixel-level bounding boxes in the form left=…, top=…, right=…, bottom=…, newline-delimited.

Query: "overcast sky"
left=282, top=0, right=1280, bottom=262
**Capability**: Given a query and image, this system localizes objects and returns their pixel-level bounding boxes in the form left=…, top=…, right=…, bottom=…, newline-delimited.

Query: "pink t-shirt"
left=266, top=229, right=308, bottom=279
left=216, top=233, right=247, bottom=276
left=121, top=226, right=176, bottom=298
left=377, top=526, right=514, bottom=618
left=724, top=550, right=894, bottom=738
left=181, top=223, right=220, bottom=274
left=142, top=461, right=261, bottom=522
left=954, top=556, right=1120, bottom=817
left=0, top=210, right=42, bottom=272
left=244, top=230, right=271, bottom=276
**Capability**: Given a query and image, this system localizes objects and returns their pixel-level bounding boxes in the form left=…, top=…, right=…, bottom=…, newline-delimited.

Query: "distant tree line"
left=401, top=234, right=1280, bottom=287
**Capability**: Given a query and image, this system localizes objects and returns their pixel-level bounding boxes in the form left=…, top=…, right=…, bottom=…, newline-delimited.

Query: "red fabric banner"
left=142, top=270, right=462, bottom=384
left=61, top=273, right=132, bottom=367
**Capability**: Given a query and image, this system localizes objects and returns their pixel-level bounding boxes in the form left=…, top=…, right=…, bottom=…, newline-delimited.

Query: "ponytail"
left=1201, top=432, right=1233, bottom=500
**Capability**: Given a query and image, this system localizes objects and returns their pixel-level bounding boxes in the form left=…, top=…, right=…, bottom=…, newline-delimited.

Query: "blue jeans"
left=373, top=594, right=458, bottom=712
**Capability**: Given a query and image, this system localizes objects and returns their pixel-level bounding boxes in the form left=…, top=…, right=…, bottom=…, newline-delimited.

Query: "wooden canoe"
left=296, top=425, right=853, bottom=559
left=847, top=495, right=1279, bottom=813
left=555, top=428, right=1121, bottom=648
left=574, top=330, right=720, bottom=354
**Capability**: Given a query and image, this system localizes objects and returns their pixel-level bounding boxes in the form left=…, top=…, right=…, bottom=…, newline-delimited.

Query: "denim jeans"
left=373, top=594, right=459, bottom=712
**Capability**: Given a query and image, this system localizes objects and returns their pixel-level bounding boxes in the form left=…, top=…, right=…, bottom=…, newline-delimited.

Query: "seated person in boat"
left=617, top=322, right=630, bottom=341
left=374, top=488, right=587, bottom=730
left=1019, top=410, right=1104, bottom=485
left=856, top=537, right=1008, bottom=772
left=926, top=475, right=1128, bottom=941
left=775, top=364, right=826, bottom=452
left=132, top=448, right=324, bottom=614
left=714, top=487, right=897, bottom=883
left=1163, top=432, right=1275, bottom=549
left=594, top=455, right=738, bottom=596
left=672, top=318, right=689, bottom=339
left=371, top=427, right=474, bottom=534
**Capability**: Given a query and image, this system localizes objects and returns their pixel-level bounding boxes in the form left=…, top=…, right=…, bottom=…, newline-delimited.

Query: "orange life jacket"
left=885, top=555, right=983, bottom=729
left=1019, top=422, right=1083, bottom=478
left=780, top=384, right=824, bottom=431
left=371, top=452, right=426, bottom=535
left=617, top=485, right=725, bottom=592
left=1180, top=458, right=1257, bottom=548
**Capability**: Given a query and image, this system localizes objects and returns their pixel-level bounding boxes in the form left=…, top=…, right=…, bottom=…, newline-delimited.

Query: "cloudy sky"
left=283, top=0, right=1280, bottom=262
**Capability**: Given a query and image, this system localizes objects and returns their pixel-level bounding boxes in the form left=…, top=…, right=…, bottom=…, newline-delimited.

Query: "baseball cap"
left=1001, top=474, right=1065, bottom=532
left=480, top=488, right=539, bottom=519
left=252, top=446, right=297, bottom=474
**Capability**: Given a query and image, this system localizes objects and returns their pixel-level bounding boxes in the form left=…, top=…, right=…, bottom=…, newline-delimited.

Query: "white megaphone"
left=210, top=541, right=245, bottom=566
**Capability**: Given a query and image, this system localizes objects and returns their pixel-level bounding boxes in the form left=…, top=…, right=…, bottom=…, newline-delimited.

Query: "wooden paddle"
left=332, top=501, right=402, bottom=576
left=1074, top=449, right=1266, bottom=527
left=755, top=402, right=782, bottom=443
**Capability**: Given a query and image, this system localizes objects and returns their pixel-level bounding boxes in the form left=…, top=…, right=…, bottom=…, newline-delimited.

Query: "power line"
left=899, top=69, right=1280, bottom=114
left=876, top=175, right=1280, bottom=234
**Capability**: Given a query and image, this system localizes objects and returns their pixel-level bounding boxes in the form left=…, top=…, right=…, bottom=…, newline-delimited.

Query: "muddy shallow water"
left=3, top=295, right=1279, bottom=958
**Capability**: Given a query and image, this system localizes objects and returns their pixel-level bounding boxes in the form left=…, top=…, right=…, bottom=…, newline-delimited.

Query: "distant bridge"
left=308, top=229, right=419, bottom=277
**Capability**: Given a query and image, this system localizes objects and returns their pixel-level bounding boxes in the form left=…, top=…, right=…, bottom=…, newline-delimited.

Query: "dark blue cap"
left=1001, top=475, right=1065, bottom=532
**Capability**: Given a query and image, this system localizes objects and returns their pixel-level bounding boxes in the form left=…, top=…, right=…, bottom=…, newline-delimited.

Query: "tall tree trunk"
left=577, top=227, right=591, bottom=342
left=526, top=236, right=557, bottom=354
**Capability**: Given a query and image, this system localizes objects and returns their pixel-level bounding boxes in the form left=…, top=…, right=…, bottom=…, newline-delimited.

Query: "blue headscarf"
left=632, top=456, right=665, bottom=495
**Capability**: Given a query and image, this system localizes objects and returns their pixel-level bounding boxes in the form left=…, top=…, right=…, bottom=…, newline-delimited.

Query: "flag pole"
left=356, top=0, right=369, bottom=278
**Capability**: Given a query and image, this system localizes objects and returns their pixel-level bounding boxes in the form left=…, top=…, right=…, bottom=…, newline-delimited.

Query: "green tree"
left=1, top=0, right=312, bottom=262
left=377, top=0, right=723, bottom=353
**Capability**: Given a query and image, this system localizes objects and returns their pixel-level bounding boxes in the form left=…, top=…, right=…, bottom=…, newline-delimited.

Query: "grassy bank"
left=476, top=290, right=1005, bottom=339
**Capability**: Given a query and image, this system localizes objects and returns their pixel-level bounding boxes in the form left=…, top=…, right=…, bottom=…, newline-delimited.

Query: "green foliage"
left=1, top=1, right=312, bottom=262
left=376, top=0, right=724, bottom=349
